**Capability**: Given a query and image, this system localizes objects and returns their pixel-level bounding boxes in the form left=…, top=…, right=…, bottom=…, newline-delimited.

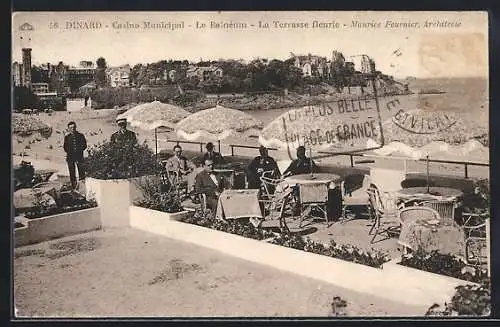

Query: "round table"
left=396, top=187, right=463, bottom=200
left=285, top=173, right=342, bottom=186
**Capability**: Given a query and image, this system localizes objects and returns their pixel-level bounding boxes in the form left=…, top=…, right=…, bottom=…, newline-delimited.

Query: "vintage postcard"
left=12, top=11, right=490, bottom=318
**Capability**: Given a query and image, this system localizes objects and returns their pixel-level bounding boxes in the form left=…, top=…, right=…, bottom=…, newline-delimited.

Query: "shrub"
left=13, top=161, right=35, bottom=190
left=25, top=190, right=98, bottom=219
left=85, top=140, right=162, bottom=180
left=425, top=278, right=490, bottom=317
left=270, top=234, right=390, bottom=268
left=400, top=249, right=488, bottom=284
left=133, top=176, right=183, bottom=214
left=182, top=209, right=274, bottom=240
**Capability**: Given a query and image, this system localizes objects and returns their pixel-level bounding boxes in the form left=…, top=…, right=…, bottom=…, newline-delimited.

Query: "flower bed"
left=270, top=233, right=390, bottom=268
left=182, top=210, right=274, bottom=241
left=24, top=188, right=98, bottom=219
left=400, top=250, right=488, bottom=284
left=180, top=210, right=390, bottom=268
left=25, top=200, right=97, bottom=219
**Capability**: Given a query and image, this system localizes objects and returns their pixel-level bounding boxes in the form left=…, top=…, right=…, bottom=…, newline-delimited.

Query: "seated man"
left=247, top=146, right=281, bottom=190
left=203, top=142, right=224, bottom=166
left=194, top=159, right=225, bottom=211
left=164, top=145, right=196, bottom=182
left=282, top=146, right=317, bottom=177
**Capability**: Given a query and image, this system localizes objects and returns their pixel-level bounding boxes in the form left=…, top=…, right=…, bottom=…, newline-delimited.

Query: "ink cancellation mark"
left=280, top=95, right=385, bottom=159
left=384, top=98, right=457, bottom=135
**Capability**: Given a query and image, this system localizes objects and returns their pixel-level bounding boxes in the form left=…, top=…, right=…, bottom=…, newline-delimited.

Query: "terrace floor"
left=14, top=228, right=427, bottom=318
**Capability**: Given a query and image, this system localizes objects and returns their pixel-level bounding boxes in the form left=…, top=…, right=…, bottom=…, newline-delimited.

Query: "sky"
left=12, top=11, right=488, bottom=79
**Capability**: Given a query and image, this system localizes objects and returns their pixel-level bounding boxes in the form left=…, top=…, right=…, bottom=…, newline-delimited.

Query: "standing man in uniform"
left=111, top=118, right=137, bottom=145
left=63, top=121, right=87, bottom=189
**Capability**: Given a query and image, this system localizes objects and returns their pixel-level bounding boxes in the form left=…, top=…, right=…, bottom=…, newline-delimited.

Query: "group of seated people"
left=162, top=142, right=318, bottom=212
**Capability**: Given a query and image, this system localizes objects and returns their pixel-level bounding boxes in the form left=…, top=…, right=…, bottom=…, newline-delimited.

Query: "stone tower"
left=21, top=48, right=32, bottom=89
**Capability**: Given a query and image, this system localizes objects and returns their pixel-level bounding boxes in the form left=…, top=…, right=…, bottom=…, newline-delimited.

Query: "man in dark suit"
left=247, top=146, right=281, bottom=189
left=110, top=118, right=137, bottom=145
left=63, top=121, right=87, bottom=189
left=203, top=142, right=224, bottom=166
left=194, top=159, right=225, bottom=211
left=283, top=146, right=317, bottom=177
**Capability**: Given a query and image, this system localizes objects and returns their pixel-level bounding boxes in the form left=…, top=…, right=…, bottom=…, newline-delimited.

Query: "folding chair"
left=339, top=178, right=371, bottom=224
left=298, top=182, right=329, bottom=228
left=421, top=199, right=457, bottom=224
left=259, top=171, right=286, bottom=214
left=367, top=186, right=402, bottom=244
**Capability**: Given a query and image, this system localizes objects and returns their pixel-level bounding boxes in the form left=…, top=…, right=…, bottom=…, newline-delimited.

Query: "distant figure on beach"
left=195, top=159, right=225, bottom=211
left=247, top=145, right=280, bottom=189
left=203, top=142, right=224, bottom=166
left=165, top=145, right=196, bottom=180
left=282, top=146, right=317, bottom=177
left=110, top=118, right=137, bottom=145
left=63, top=121, right=87, bottom=189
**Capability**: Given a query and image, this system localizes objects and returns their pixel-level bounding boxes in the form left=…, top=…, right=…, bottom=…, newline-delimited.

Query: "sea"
left=245, top=77, right=489, bottom=125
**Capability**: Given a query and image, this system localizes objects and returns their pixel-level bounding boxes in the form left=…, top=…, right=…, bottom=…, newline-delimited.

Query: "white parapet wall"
left=15, top=207, right=101, bottom=247
left=129, top=205, right=472, bottom=309
left=85, top=176, right=159, bottom=228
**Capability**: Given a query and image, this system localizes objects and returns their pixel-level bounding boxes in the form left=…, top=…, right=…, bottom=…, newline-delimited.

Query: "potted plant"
left=84, top=140, right=163, bottom=227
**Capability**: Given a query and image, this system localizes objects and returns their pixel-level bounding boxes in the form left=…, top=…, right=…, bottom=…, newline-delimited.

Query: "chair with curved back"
left=398, top=206, right=440, bottom=254
left=366, top=185, right=402, bottom=244
left=421, top=199, right=457, bottom=224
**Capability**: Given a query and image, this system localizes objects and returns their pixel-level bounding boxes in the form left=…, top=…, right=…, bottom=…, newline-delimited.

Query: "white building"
left=106, top=65, right=131, bottom=87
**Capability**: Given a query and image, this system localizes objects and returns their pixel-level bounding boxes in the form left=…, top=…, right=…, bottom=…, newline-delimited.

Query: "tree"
left=95, top=57, right=108, bottom=88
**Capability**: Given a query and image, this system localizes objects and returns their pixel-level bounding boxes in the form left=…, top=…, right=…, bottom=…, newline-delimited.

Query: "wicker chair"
left=398, top=206, right=440, bottom=254
left=366, top=186, right=402, bottom=244
left=421, top=199, right=457, bottom=224
left=462, top=212, right=489, bottom=266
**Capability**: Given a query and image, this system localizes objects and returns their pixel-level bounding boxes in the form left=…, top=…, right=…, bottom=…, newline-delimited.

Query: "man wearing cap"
left=111, top=118, right=137, bottom=145
left=63, top=121, right=87, bottom=189
left=202, top=142, right=224, bottom=166
left=247, top=146, right=280, bottom=189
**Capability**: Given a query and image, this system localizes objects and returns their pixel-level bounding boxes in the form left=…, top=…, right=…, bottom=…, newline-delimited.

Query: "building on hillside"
left=165, top=69, right=177, bottom=82
left=291, top=53, right=329, bottom=78
left=12, top=62, right=22, bottom=86
left=32, top=82, right=49, bottom=94
left=67, top=64, right=95, bottom=91
left=38, top=61, right=95, bottom=94
left=186, top=65, right=223, bottom=81
left=106, top=65, right=131, bottom=87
